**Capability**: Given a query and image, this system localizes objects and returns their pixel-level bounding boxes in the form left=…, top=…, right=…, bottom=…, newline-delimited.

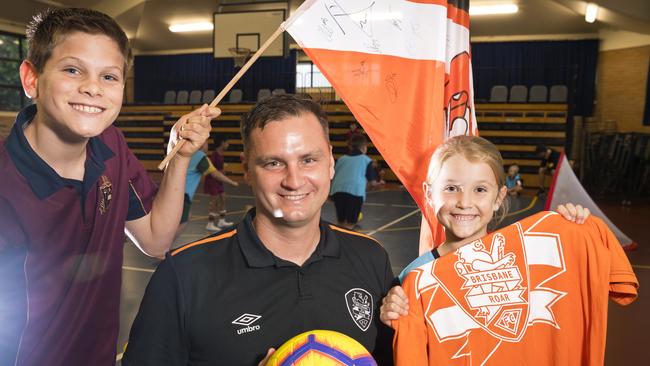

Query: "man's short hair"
left=26, top=8, right=132, bottom=75
left=240, top=94, right=329, bottom=154
left=349, top=134, right=368, bottom=151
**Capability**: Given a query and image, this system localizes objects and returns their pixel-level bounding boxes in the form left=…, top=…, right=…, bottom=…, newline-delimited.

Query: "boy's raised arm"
left=125, top=104, right=220, bottom=257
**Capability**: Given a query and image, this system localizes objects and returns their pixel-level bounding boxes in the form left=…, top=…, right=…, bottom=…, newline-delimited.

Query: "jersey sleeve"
left=198, top=156, right=216, bottom=176
left=123, top=256, right=188, bottom=366
left=591, top=217, right=639, bottom=305
left=392, top=269, right=430, bottom=366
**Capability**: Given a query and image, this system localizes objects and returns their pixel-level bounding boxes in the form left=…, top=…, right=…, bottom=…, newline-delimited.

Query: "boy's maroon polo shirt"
left=0, top=105, right=157, bottom=366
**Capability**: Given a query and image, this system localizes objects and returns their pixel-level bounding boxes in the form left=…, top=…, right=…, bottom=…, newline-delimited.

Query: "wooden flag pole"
left=158, top=24, right=286, bottom=170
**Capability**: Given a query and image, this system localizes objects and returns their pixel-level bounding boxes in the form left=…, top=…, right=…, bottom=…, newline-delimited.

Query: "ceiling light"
left=585, top=3, right=598, bottom=23
left=169, top=22, right=214, bottom=33
left=469, top=4, right=519, bottom=16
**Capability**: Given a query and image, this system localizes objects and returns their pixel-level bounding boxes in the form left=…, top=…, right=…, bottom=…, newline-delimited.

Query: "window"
left=296, top=61, right=331, bottom=88
left=0, top=32, right=29, bottom=111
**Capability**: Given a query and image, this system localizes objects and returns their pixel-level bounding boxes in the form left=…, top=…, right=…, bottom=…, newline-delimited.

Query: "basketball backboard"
left=213, top=9, right=286, bottom=58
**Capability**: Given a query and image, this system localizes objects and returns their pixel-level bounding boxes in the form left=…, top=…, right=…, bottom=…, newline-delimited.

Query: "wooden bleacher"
left=117, top=102, right=568, bottom=188
left=476, top=103, right=567, bottom=188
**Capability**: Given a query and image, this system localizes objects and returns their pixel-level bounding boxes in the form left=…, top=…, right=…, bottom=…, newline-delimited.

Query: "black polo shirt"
left=0, top=105, right=158, bottom=366
left=124, top=210, right=395, bottom=366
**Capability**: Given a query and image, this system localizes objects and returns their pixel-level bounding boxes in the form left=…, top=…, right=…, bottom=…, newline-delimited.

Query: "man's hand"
left=380, top=285, right=409, bottom=327
left=257, top=348, right=275, bottom=366
left=555, top=203, right=591, bottom=224
left=168, top=104, right=221, bottom=158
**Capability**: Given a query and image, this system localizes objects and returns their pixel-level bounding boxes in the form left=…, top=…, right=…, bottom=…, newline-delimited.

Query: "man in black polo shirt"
left=124, top=95, right=395, bottom=365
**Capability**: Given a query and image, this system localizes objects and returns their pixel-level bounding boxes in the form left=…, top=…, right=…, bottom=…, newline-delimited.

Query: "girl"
left=380, top=135, right=589, bottom=323
left=205, top=136, right=238, bottom=231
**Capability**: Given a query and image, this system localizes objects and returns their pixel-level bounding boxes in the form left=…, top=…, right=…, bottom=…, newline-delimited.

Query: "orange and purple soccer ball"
left=266, top=330, right=377, bottom=366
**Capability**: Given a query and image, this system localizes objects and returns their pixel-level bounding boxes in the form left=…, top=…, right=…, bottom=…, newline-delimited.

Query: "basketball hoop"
left=229, top=47, right=251, bottom=68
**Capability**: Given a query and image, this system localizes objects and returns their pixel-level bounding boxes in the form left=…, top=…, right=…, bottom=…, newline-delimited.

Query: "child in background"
left=536, top=144, right=561, bottom=194
left=330, top=134, right=384, bottom=229
left=505, top=163, right=523, bottom=195
left=177, top=142, right=238, bottom=237
left=205, top=136, right=237, bottom=231
left=346, top=121, right=363, bottom=142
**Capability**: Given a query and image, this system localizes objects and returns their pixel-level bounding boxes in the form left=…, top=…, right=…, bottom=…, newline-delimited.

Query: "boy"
left=506, top=164, right=523, bottom=195
left=0, top=8, right=218, bottom=366
left=330, top=134, right=384, bottom=229
left=205, top=136, right=237, bottom=231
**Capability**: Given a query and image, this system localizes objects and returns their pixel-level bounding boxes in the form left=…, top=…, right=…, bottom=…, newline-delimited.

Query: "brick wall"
left=595, top=45, right=650, bottom=133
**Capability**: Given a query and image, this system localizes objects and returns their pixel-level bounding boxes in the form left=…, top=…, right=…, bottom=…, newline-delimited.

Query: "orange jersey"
left=393, top=212, right=638, bottom=365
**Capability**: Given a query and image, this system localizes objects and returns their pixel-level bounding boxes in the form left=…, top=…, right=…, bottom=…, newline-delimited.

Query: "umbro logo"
left=232, top=313, right=262, bottom=335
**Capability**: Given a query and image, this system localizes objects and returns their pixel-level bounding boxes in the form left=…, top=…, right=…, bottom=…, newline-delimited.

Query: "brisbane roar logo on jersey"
left=416, top=215, right=568, bottom=364
left=451, top=233, right=528, bottom=340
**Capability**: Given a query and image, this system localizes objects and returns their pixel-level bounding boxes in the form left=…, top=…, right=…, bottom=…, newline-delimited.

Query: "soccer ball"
left=267, top=330, right=377, bottom=366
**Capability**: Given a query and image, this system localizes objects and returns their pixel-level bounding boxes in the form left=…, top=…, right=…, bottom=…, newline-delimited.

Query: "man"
left=123, top=95, right=395, bottom=365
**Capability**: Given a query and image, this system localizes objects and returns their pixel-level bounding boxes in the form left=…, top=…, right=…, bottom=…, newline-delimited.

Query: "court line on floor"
left=366, top=188, right=390, bottom=194
left=364, top=202, right=417, bottom=208
left=194, top=192, right=417, bottom=209
left=504, top=196, right=538, bottom=218
left=361, top=226, right=420, bottom=233
left=632, top=264, right=650, bottom=270
left=188, top=208, right=249, bottom=222
left=366, top=209, right=421, bottom=236
left=122, top=266, right=154, bottom=273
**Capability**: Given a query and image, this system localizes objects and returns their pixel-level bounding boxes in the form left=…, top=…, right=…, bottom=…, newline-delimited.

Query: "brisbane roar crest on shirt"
left=393, top=211, right=638, bottom=366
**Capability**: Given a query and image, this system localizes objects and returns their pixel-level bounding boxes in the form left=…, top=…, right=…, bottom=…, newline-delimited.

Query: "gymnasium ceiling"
left=1, top=0, right=648, bottom=53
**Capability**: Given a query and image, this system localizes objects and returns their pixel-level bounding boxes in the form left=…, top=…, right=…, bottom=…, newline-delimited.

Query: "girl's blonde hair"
left=425, top=135, right=509, bottom=225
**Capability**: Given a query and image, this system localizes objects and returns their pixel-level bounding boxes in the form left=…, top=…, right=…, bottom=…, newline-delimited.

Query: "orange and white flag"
left=286, top=0, right=477, bottom=253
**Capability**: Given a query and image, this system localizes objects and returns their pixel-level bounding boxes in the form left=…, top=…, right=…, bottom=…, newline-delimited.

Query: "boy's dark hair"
left=26, top=8, right=132, bottom=75
left=240, top=94, right=329, bottom=154
left=349, top=134, right=368, bottom=152
left=535, top=144, right=548, bottom=154
left=213, top=135, right=226, bottom=148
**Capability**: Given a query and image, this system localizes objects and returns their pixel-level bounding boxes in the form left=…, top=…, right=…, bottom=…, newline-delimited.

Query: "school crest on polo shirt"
left=98, top=175, right=112, bottom=215
left=345, top=288, right=373, bottom=331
